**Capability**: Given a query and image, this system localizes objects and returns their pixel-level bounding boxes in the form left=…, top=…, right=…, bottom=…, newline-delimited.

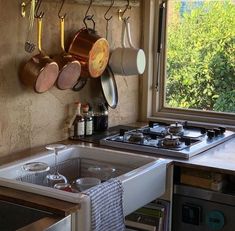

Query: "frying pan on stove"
left=100, top=65, right=118, bottom=109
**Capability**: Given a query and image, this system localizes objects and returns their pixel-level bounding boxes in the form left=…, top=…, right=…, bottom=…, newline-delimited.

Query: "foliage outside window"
left=165, top=0, right=235, bottom=113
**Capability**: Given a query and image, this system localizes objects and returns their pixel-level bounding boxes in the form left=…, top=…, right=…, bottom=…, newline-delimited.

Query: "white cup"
left=109, top=18, right=146, bottom=76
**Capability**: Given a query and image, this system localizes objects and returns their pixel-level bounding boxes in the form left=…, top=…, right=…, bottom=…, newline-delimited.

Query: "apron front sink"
left=0, top=144, right=170, bottom=215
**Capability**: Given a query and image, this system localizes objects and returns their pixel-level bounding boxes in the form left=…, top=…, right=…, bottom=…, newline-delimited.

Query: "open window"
left=142, top=0, right=235, bottom=127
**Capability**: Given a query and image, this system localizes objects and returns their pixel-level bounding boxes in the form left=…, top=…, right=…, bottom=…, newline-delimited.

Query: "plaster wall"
left=0, top=0, right=141, bottom=157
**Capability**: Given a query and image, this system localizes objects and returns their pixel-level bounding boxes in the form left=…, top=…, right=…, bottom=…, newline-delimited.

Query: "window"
left=142, top=0, right=235, bottom=126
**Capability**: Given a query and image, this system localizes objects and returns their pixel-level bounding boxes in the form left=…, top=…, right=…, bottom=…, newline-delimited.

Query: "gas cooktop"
left=100, top=121, right=235, bottom=159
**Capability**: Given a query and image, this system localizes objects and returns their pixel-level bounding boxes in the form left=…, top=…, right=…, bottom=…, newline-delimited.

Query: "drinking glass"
left=44, top=144, right=67, bottom=187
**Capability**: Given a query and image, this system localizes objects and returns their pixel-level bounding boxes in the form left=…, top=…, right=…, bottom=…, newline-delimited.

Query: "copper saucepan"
left=20, top=16, right=59, bottom=93
left=54, top=16, right=81, bottom=90
left=68, top=19, right=110, bottom=78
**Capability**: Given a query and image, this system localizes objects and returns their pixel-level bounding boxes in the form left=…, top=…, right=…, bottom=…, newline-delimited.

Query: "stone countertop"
left=173, top=137, right=235, bottom=175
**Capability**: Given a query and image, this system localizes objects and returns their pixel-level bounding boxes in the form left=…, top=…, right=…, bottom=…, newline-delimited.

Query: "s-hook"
left=58, top=0, right=66, bottom=19
left=83, top=0, right=95, bottom=30
left=104, top=0, right=114, bottom=21
left=118, top=0, right=131, bottom=21
left=35, top=0, right=44, bottom=18
left=104, top=0, right=114, bottom=39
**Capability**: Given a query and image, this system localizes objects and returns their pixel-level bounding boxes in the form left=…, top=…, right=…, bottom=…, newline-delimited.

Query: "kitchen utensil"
left=24, top=0, right=36, bottom=53
left=109, top=18, right=146, bottom=76
left=100, top=66, right=118, bottom=109
left=53, top=0, right=81, bottom=90
left=100, top=2, right=118, bottom=109
left=20, top=13, right=59, bottom=93
left=68, top=4, right=109, bottom=78
left=75, top=177, right=101, bottom=191
left=44, top=144, right=67, bottom=187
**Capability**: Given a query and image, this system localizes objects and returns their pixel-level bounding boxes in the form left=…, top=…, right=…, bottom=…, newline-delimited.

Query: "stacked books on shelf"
left=125, top=199, right=170, bottom=231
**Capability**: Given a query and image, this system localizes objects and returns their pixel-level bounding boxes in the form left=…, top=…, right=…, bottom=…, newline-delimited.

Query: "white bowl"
left=76, top=177, right=101, bottom=191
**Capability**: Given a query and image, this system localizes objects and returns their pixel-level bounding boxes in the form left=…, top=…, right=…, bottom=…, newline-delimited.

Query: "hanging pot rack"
left=21, top=0, right=140, bottom=17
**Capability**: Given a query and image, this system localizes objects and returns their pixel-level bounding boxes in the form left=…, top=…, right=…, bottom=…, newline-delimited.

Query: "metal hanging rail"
left=45, top=0, right=140, bottom=7
left=21, top=0, right=140, bottom=18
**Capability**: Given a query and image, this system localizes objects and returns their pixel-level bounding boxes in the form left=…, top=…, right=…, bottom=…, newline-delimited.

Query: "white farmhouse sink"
left=0, top=144, right=170, bottom=230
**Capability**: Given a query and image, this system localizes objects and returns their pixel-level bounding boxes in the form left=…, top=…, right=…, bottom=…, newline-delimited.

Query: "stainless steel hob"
left=100, top=122, right=235, bottom=159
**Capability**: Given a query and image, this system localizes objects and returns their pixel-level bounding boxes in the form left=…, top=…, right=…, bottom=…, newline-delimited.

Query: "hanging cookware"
left=109, top=17, right=146, bottom=76
left=20, top=14, right=59, bottom=93
left=100, top=66, right=118, bottom=109
left=53, top=1, right=81, bottom=90
left=68, top=13, right=109, bottom=78
left=100, top=1, right=118, bottom=109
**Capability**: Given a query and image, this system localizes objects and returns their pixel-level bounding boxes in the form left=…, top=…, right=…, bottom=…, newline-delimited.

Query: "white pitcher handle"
left=121, top=20, right=127, bottom=48
left=124, top=18, right=135, bottom=49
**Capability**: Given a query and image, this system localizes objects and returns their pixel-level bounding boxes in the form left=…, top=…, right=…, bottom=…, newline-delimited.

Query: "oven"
left=172, top=185, right=235, bottom=231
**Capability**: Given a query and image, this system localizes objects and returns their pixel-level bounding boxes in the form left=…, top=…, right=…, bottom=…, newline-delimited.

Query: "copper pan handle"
left=37, top=17, right=42, bottom=53
left=60, top=17, right=65, bottom=51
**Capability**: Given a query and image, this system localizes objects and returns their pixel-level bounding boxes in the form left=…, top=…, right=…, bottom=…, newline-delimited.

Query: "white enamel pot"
left=109, top=18, right=146, bottom=76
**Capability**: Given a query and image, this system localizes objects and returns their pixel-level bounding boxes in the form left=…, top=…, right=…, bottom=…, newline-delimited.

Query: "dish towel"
left=84, top=178, right=125, bottom=231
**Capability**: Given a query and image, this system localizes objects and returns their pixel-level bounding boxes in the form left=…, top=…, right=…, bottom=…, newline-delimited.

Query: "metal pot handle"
left=121, top=20, right=127, bottom=48
left=122, top=18, right=135, bottom=49
left=124, top=18, right=135, bottom=49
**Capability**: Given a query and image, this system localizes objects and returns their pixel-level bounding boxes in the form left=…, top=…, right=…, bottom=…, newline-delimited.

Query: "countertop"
left=173, top=137, right=235, bottom=175
left=0, top=130, right=234, bottom=216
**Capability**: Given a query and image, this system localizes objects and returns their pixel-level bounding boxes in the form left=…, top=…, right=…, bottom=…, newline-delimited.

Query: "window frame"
left=141, top=0, right=235, bottom=128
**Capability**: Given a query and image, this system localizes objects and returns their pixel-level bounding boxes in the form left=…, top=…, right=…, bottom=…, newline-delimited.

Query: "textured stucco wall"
left=0, top=0, right=141, bottom=157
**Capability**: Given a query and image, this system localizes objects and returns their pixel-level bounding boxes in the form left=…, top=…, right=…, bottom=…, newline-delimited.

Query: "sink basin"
left=0, top=144, right=170, bottom=230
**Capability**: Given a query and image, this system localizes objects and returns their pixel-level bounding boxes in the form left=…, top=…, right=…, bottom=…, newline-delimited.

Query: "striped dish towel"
left=84, top=178, right=125, bottom=231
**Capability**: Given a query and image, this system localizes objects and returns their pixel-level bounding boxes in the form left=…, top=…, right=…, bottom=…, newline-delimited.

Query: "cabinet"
left=172, top=165, right=235, bottom=231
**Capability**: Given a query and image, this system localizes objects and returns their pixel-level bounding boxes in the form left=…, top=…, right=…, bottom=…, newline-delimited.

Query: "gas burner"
left=100, top=121, right=235, bottom=159
left=128, top=132, right=144, bottom=143
left=168, top=122, right=184, bottom=135
left=161, top=135, right=181, bottom=148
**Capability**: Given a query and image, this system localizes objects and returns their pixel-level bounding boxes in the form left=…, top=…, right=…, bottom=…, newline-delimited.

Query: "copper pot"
left=20, top=17, right=59, bottom=93
left=53, top=17, right=81, bottom=90
left=68, top=27, right=109, bottom=78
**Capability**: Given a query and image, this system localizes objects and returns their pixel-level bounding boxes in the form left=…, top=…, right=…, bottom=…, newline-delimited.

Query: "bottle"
left=82, top=103, right=93, bottom=136
left=94, top=103, right=108, bottom=132
left=73, top=102, right=85, bottom=138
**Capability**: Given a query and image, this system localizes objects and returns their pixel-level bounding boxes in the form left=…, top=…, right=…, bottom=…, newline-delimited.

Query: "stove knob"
left=184, top=138, right=191, bottom=146
left=182, top=121, right=188, bottom=128
left=219, top=127, right=226, bottom=134
left=207, top=130, right=215, bottom=139
left=119, top=129, right=128, bottom=136
left=149, top=121, right=155, bottom=128
left=200, top=128, right=207, bottom=134
left=213, top=128, right=221, bottom=136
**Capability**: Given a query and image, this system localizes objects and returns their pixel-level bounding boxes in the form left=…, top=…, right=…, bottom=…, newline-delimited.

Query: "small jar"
left=93, top=104, right=108, bottom=132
